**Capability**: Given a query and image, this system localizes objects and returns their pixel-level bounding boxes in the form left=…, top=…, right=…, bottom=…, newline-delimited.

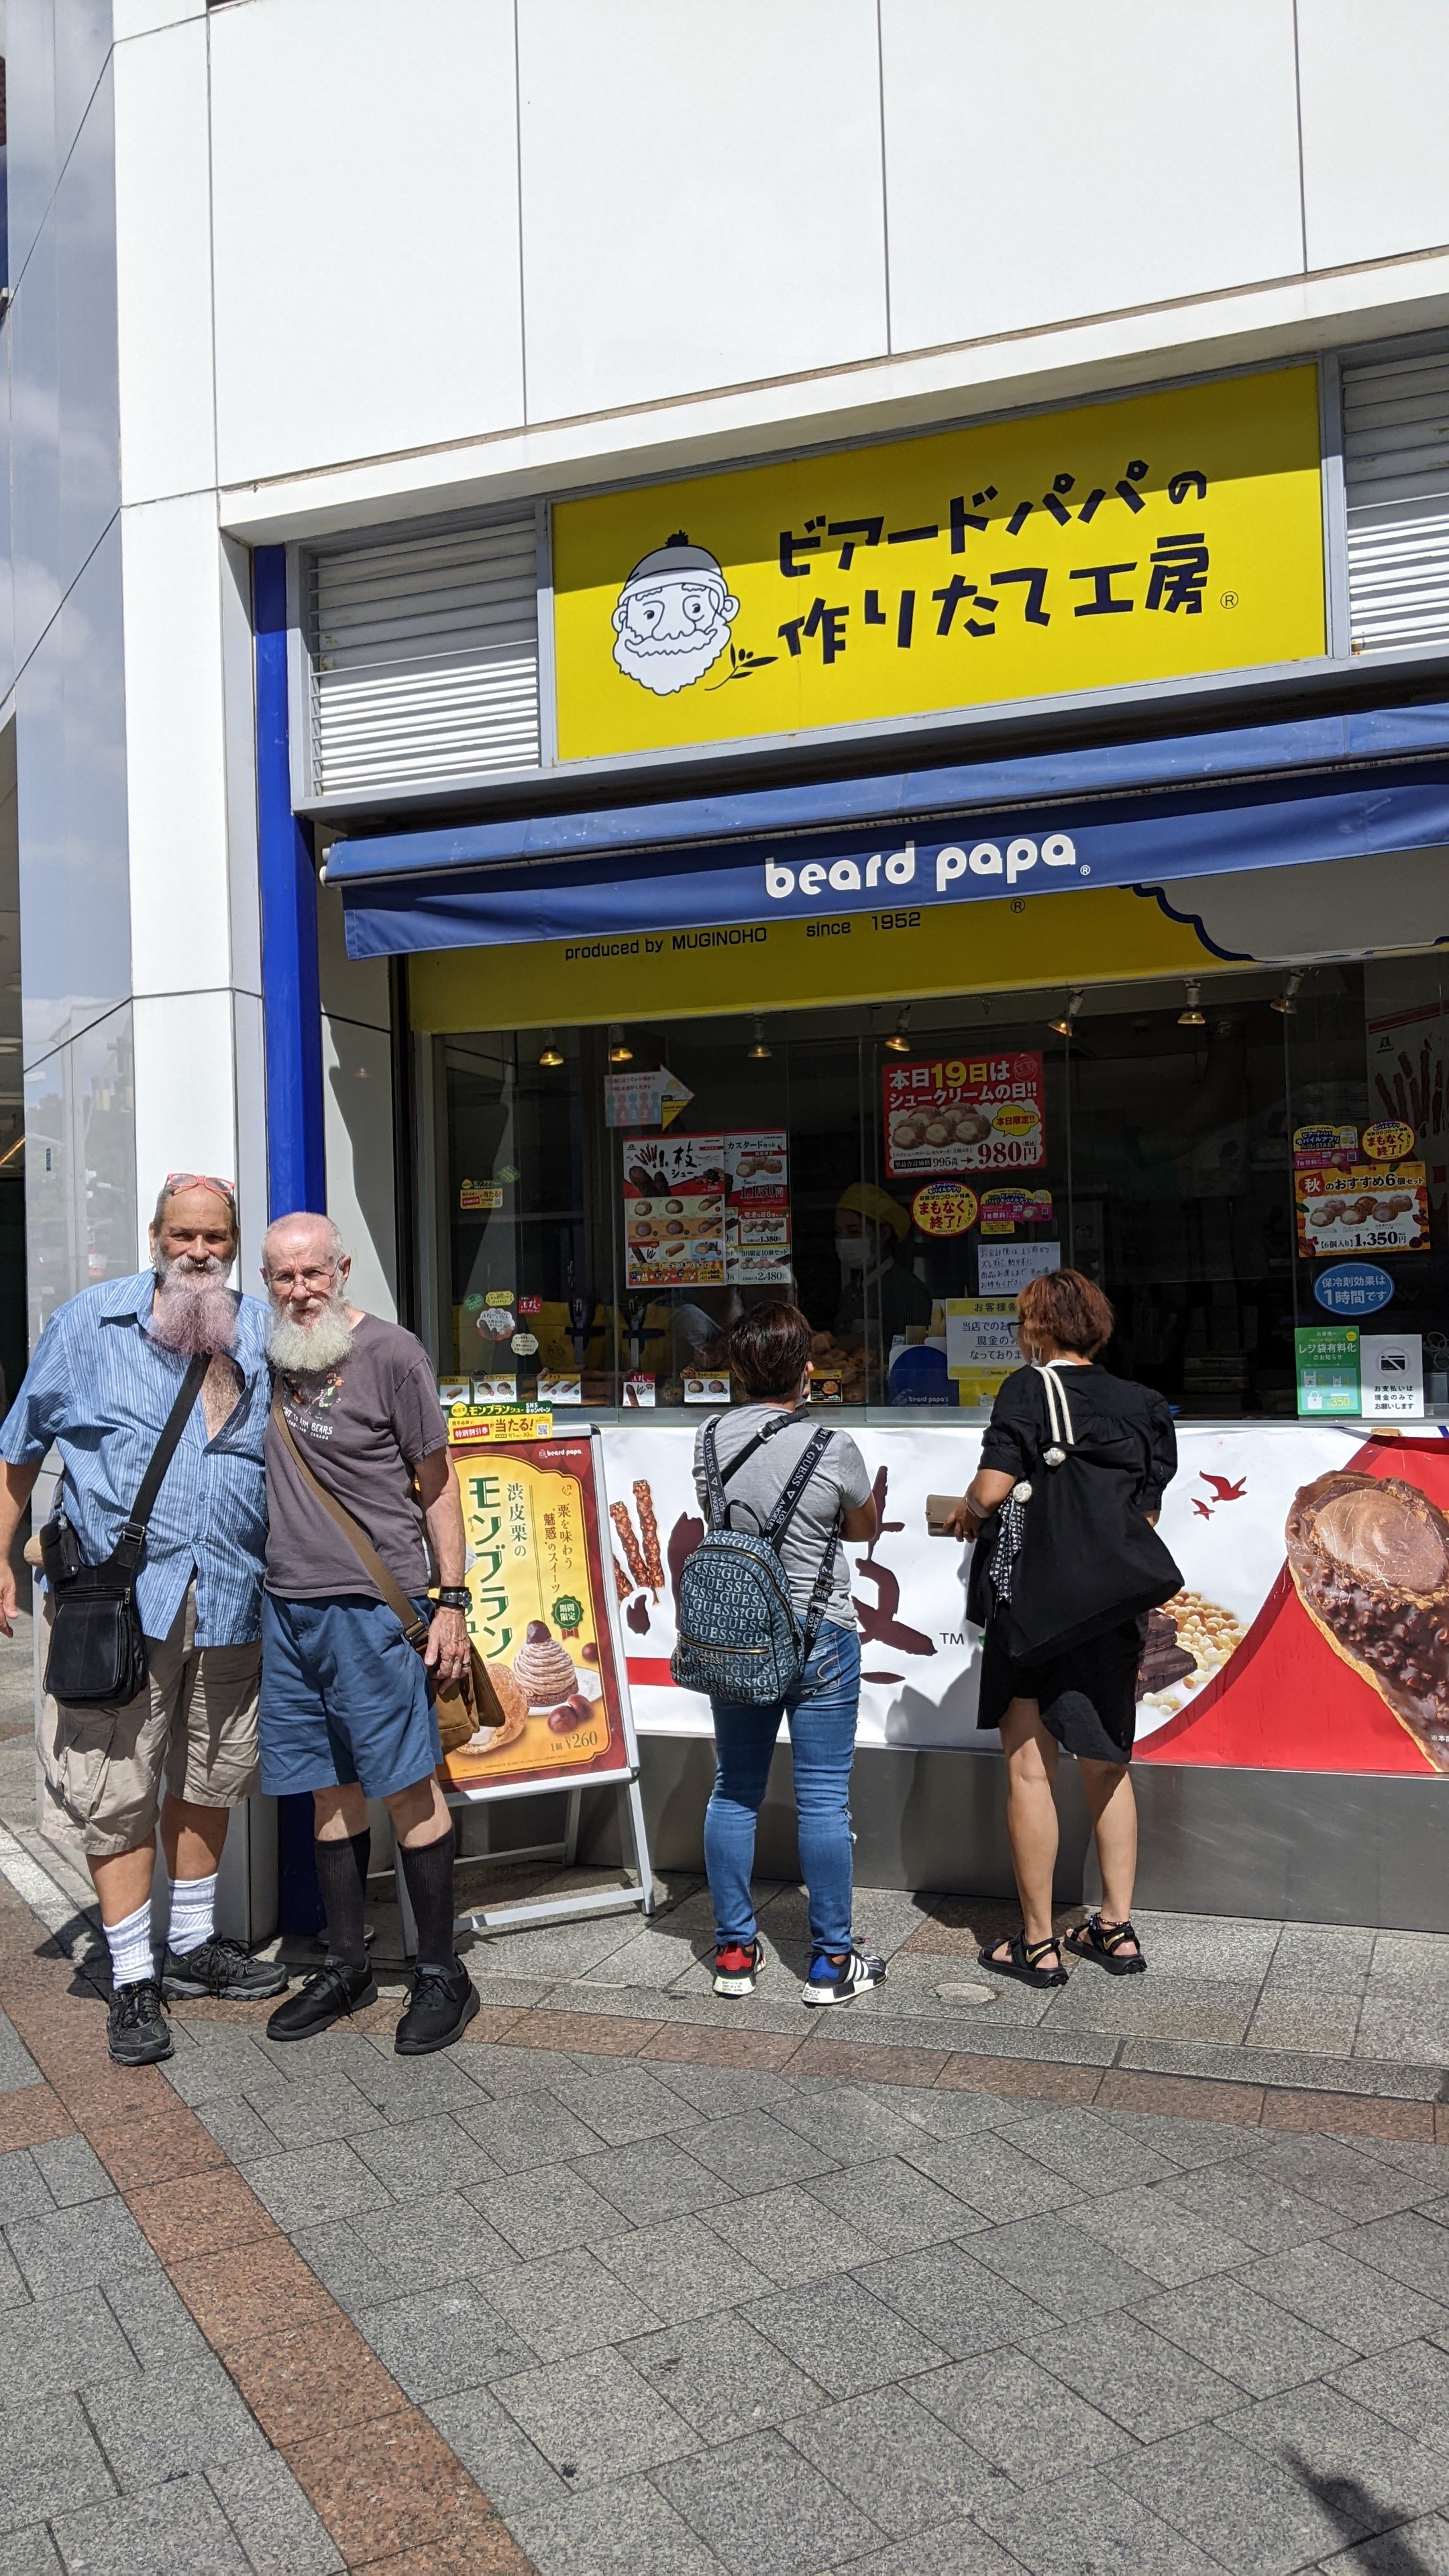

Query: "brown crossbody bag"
left=270, top=1394, right=506, bottom=1748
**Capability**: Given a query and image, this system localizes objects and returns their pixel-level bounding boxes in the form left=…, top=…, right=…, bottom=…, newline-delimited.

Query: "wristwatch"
left=433, top=1587, right=471, bottom=1611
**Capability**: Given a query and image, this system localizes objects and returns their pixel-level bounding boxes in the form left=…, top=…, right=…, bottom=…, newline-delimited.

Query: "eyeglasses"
left=164, top=1171, right=236, bottom=1203
left=267, top=1265, right=338, bottom=1290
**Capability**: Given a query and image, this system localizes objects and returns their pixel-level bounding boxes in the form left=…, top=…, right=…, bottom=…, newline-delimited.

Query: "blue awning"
left=329, top=700, right=1449, bottom=960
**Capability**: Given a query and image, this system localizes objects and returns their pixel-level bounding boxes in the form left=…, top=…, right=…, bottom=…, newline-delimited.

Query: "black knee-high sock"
left=397, top=1831, right=456, bottom=1972
left=315, top=1829, right=370, bottom=1970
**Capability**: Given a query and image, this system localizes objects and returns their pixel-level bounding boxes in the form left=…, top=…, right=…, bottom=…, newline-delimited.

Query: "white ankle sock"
left=166, top=1872, right=217, bottom=1958
left=105, top=1900, right=154, bottom=1989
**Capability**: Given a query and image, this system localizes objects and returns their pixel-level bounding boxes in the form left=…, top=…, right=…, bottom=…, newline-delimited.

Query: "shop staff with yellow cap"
left=834, top=1183, right=932, bottom=1354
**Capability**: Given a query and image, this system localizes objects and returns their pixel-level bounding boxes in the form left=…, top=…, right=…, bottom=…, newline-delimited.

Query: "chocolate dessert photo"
left=1285, top=1470, right=1449, bottom=1770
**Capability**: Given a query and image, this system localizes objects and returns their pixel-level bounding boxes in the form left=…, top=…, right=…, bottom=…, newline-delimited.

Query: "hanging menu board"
left=622, top=1130, right=794, bottom=1290
left=884, top=1053, right=1046, bottom=1179
left=723, top=1130, right=792, bottom=1285
left=1293, top=1124, right=1429, bottom=1259
left=622, top=1134, right=729, bottom=1289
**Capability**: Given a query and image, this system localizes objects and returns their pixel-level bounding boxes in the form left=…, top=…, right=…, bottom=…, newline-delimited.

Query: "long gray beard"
left=268, top=1297, right=353, bottom=1373
left=149, top=1254, right=237, bottom=1358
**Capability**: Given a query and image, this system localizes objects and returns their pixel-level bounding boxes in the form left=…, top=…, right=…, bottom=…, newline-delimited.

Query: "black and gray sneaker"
left=266, top=1960, right=378, bottom=2043
left=802, top=1946, right=887, bottom=2008
left=161, top=1937, right=289, bottom=2002
left=107, top=1978, right=174, bottom=2066
left=395, top=1958, right=480, bottom=2055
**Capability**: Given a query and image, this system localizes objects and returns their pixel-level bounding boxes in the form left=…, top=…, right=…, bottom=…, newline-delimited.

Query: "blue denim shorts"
left=258, top=1593, right=441, bottom=1801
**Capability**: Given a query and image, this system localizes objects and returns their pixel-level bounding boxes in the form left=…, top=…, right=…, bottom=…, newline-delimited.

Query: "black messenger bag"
left=41, top=1351, right=209, bottom=1706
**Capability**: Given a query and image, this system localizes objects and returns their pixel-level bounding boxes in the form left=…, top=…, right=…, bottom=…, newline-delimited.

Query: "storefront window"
left=429, top=954, right=1449, bottom=1420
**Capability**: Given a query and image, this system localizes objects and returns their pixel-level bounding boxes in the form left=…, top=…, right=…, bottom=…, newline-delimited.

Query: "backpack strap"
left=702, top=1410, right=797, bottom=1533
left=762, top=1423, right=835, bottom=1546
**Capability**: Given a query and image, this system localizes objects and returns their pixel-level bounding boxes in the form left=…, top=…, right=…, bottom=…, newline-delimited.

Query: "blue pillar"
left=254, top=547, right=327, bottom=1939
left=254, top=545, right=326, bottom=1218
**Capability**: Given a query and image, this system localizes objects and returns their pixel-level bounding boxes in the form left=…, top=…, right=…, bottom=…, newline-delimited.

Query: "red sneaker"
left=712, top=1939, right=763, bottom=1998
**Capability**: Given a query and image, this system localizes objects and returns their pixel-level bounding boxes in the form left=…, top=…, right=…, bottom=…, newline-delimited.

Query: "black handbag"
left=41, top=1351, right=209, bottom=1706
left=967, top=1362, right=1183, bottom=1664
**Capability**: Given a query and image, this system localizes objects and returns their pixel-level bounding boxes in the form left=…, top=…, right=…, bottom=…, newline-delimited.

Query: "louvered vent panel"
left=309, top=516, right=540, bottom=793
left=1344, top=351, right=1449, bottom=653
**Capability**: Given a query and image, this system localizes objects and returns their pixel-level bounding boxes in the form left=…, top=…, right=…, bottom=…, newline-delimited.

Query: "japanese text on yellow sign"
left=447, top=1444, right=629, bottom=1790
left=552, top=368, right=1324, bottom=763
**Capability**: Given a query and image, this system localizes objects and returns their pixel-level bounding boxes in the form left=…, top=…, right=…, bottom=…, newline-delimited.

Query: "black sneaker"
left=712, top=1939, right=764, bottom=1998
left=802, top=1946, right=887, bottom=2008
left=108, top=1978, right=174, bottom=2066
left=266, top=1960, right=378, bottom=2043
left=161, top=1937, right=289, bottom=2002
left=395, top=1959, right=480, bottom=2055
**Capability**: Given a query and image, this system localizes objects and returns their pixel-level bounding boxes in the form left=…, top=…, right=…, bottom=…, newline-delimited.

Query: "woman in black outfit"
left=945, top=1269, right=1180, bottom=1988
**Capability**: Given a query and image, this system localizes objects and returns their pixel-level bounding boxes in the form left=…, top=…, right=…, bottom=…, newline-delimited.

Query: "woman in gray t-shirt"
left=689, top=1303, right=883, bottom=2010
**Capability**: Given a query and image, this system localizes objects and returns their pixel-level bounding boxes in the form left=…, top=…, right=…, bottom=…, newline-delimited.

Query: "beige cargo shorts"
left=46, top=1585, right=261, bottom=1858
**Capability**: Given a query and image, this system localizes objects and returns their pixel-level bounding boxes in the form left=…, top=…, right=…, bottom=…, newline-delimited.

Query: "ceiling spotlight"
left=885, top=1006, right=912, bottom=1055
left=537, top=1030, right=564, bottom=1068
left=1271, top=970, right=1303, bottom=1018
left=1048, top=990, right=1083, bottom=1040
left=747, top=1017, right=772, bottom=1061
left=607, top=1024, right=633, bottom=1065
left=1177, top=980, right=1206, bottom=1029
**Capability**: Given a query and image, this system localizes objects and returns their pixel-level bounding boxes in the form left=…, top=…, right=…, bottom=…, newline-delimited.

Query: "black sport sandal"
left=977, top=1931, right=1069, bottom=1989
left=1065, top=1913, right=1146, bottom=1976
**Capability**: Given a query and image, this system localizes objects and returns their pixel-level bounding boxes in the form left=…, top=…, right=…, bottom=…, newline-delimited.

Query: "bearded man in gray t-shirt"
left=256, top=1212, right=480, bottom=2057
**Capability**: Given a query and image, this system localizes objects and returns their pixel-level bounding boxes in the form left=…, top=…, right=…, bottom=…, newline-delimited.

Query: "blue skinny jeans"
left=704, top=1623, right=861, bottom=1960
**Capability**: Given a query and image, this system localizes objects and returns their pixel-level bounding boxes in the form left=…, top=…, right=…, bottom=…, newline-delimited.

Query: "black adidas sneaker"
left=802, top=1946, right=886, bottom=2008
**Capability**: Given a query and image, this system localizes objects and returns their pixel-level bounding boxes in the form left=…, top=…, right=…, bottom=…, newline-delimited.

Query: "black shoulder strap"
left=702, top=1411, right=796, bottom=1532
left=762, top=1424, right=834, bottom=1546
left=109, top=1352, right=209, bottom=1568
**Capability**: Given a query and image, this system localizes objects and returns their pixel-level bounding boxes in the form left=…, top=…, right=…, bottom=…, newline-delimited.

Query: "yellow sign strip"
left=552, top=368, right=1324, bottom=764
left=409, top=882, right=1220, bottom=1033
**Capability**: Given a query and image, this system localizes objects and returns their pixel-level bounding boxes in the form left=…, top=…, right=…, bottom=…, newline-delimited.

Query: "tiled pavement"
left=5, top=1837, right=1449, bottom=2574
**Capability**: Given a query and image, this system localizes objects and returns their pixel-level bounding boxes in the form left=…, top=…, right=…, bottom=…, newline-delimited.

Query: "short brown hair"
left=1016, top=1267, right=1114, bottom=1359
left=729, top=1301, right=812, bottom=1399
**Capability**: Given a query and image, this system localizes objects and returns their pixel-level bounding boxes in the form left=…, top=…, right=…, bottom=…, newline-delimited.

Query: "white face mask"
left=835, top=1234, right=869, bottom=1273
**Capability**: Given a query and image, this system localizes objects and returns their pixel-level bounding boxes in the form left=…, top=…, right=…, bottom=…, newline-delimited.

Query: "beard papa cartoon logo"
left=611, top=531, right=739, bottom=697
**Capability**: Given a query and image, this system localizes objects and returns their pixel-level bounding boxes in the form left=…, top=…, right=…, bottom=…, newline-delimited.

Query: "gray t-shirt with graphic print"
left=692, top=1405, right=872, bottom=1633
left=264, top=1314, right=448, bottom=1602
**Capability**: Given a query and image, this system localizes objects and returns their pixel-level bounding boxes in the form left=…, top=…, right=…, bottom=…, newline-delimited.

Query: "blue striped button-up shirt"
left=0, top=1272, right=272, bottom=1646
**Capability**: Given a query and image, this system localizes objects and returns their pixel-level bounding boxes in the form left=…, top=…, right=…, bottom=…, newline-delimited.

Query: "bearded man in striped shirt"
left=0, top=1175, right=287, bottom=2064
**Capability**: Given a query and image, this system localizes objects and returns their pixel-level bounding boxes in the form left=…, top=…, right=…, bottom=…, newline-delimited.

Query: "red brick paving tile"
left=457, top=2004, right=526, bottom=2045
left=936, top=2053, right=1104, bottom=2104
left=497, top=2010, right=655, bottom=2057
left=800, top=2041, right=950, bottom=2088
left=0, top=2082, right=75, bottom=2149
left=1260, top=2087, right=1436, bottom=2141
left=1095, top=2069, right=1265, bottom=2125
left=639, top=2023, right=806, bottom=2073
left=281, top=2413, right=502, bottom=2565
left=1432, top=2102, right=1449, bottom=2145
left=128, top=2164, right=276, bottom=2261
left=225, top=2312, right=409, bottom=2448
left=87, top=2108, right=229, bottom=2190
left=170, top=2237, right=339, bottom=2351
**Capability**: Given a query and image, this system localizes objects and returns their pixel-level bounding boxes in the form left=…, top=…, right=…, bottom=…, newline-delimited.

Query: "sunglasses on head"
left=164, top=1171, right=237, bottom=1205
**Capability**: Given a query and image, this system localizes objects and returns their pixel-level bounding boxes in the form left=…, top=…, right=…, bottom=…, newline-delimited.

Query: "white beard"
left=149, top=1253, right=237, bottom=1358
left=268, top=1297, right=354, bottom=1373
left=613, top=625, right=731, bottom=696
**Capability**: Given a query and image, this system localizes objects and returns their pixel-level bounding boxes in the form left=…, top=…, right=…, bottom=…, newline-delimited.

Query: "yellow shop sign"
left=552, top=366, right=1324, bottom=764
